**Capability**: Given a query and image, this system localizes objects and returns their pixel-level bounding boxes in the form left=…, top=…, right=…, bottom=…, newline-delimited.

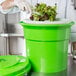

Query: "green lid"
left=0, top=55, right=31, bottom=76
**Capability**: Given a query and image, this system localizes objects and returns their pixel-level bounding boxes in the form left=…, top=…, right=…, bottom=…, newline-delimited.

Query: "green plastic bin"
left=0, top=55, right=31, bottom=76
left=20, top=19, right=74, bottom=74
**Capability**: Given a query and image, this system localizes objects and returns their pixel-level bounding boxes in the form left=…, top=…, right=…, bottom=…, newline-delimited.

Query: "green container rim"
left=20, top=19, right=74, bottom=28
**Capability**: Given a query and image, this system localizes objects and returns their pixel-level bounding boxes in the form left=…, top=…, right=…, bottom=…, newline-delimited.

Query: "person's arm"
left=0, top=0, right=32, bottom=14
left=1, top=0, right=14, bottom=10
left=0, top=0, right=14, bottom=14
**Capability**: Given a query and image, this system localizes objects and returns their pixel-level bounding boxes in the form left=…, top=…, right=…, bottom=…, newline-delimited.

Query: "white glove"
left=14, top=0, right=32, bottom=14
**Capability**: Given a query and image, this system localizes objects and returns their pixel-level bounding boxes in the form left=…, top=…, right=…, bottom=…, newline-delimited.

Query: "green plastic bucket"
left=0, top=55, right=31, bottom=76
left=20, top=19, right=74, bottom=73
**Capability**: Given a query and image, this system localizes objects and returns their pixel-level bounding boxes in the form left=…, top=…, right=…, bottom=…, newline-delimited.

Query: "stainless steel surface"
left=74, top=0, right=76, bottom=9
left=4, top=12, right=24, bottom=55
left=25, top=56, right=76, bottom=76
left=0, top=12, right=25, bottom=55
left=5, top=13, right=20, bottom=33
left=0, top=33, right=24, bottom=38
left=0, top=13, right=9, bottom=55
left=68, top=55, right=76, bottom=76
